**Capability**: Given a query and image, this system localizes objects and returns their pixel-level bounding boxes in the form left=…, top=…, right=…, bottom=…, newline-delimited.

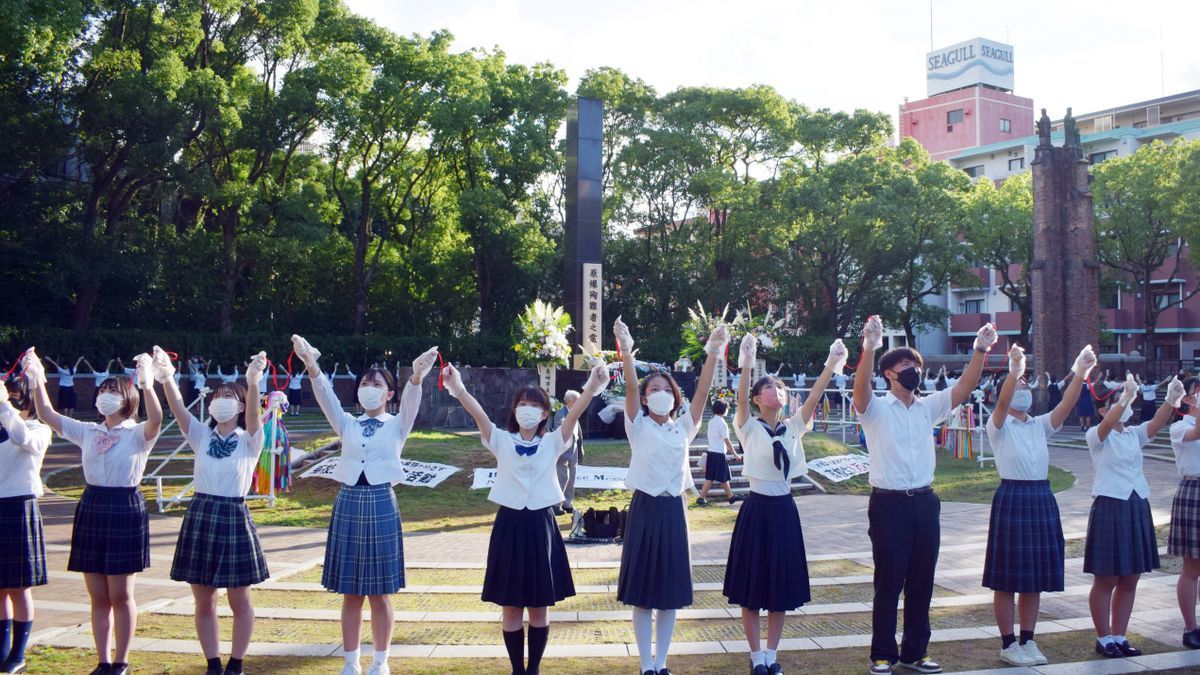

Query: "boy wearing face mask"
left=1169, top=378, right=1200, bottom=649
left=291, top=335, right=438, bottom=675
left=983, top=344, right=1094, bottom=667
left=854, top=316, right=995, bottom=675
left=1084, top=373, right=1181, bottom=659
left=441, top=363, right=608, bottom=675
left=152, top=348, right=268, bottom=675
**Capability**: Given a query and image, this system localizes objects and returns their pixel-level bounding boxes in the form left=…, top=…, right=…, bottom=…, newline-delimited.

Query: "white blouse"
left=736, top=416, right=809, bottom=496
left=1085, top=424, right=1151, bottom=499
left=182, top=415, right=265, bottom=497
left=483, top=424, right=568, bottom=510
left=624, top=410, right=698, bottom=497
left=0, top=402, right=52, bottom=498
left=706, top=416, right=730, bottom=454
left=60, top=416, right=154, bottom=488
left=57, top=367, right=76, bottom=387
left=1170, top=416, right=1200, bottom=479
left=986, top=413, right=1060, bottom=480
left=312, top=372, right=422, bottom=485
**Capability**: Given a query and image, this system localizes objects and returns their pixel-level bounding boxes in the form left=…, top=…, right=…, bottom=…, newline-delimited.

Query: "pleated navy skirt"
left=723, top=492, right=811, bottom=611
left=0, top=495, right=47, bottom=588
left=482, top=506, right=575, bottom=607
left=69, top=485, right=150, bottom=575
left=982, top=480, right=1065, bottom=592
left=617, top=490, right=693, bottom=610
left=1170, top=477, right=1200, bottom=559
left=704, top=451, right=732, bottom=483
left=171, top=493, right=269, bottom=588
left=1084, top=493, right=1160, bottom=576
left=1076, top=393, right=1096, bottom=417
left=57, top=385, right=77, bottom=409
left=323, top=483, right=405, bottom=595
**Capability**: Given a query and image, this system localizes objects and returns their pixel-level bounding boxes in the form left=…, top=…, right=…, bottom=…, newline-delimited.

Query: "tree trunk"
left=217, top=207, right=238, bottom=335
left=350, top=174, right=372, bottom=337
left=71, top=284, right=101, bottom=332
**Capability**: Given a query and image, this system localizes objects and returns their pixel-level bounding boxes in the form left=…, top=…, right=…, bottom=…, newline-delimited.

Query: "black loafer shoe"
left=1095, top=640, right=1121, bottom=658
left=751, top=666, right=768, bottom=675
left=3, top=660, right=28, bottom=674
left=768, top=664, right=784, bottom=674
left=88, top=665, right=111, bottom=675
left=1115, top=640, right=1142, bottom=657
left=1184, top=628, right=1200, bottom=649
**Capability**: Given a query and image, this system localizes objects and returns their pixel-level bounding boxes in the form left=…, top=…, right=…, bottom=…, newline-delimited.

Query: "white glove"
left=151, top=346, right=176, bottom=384
left=291, top=335, right=321, bottom=368
left=738, top=332, right=757, bottom=370
left=1118, top=373, right=1138, bottom=408
left=584, top=363, right=610, bottom=396
left=862, top=315, right=883, bottom=351
left=705, top=323, right=730, bottom=357
left=973, top=323, right=998, bottom=352
left=21, top=349, right=46, bottom=389
left=1166, top=377, right=1186, bottom=408
left=133, top=353, right=154, bottom=389
left=412, top=346, right=439, bottom=382
left=1007, top=344, right=1025, bottom=377
left=441, top=364, right=465, bottom=398
left=246, top=351, right=267, bottom=387
left=825, top=339, right=849, bottom=372
left=613, top=316, right=634, bottom=354
left=1071, top=345, right=1097, bottom=378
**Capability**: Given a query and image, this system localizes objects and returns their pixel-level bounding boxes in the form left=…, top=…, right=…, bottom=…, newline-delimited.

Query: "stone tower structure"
left=1030, top=108, right=1100, bottom=378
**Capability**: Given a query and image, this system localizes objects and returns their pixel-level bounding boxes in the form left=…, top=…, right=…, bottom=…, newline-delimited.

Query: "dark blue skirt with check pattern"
left=0, top=495, right=47, bottom=588
left=171, top=493, right=269, bottom=588
left=322, top=483, right=405, bottom=595
left=1170, top=477, right=1200, bottom=558
left=982, top=479, right=1065, bottom=592
left=68, top=485, right=150, bottom=575
left=1084, top=493, right=1160, bottom=577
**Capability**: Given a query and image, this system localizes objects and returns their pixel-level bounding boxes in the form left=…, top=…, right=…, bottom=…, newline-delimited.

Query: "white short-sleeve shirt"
left=483, top=423, right=568, bottom=510
left=858, top=389, right=954, bottom=490
left=1140, top=385, right=1157, bottom=402
left=1170, top=416, right=1200, bottom=479
left=59, top=416, right=154, bottom=487
left=735, top=415, right=808, bottom=496
left=624, top=410, right=698, bottom=496
left=1085, top=424, right=1152, bottom=499
left=986, top=413, right=1060, bottom=480
left=57, top=367, right=76, bottom=387
left=0, top=403, right=52, bottom=498
left=706, top=416, right=730, bottom=454
left=183, top=416, right=265, bottom=497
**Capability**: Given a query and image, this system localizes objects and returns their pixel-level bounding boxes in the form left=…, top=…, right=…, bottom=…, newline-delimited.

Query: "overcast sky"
left=348, top=0, right=1200, bottom=127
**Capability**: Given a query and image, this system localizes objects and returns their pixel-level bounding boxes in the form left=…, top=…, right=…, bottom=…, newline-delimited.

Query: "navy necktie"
left=207, top=434, right=238, bottom=459
left=759, top=419, right=790, bottom=477
left=515, top=441, right=540, bottom=457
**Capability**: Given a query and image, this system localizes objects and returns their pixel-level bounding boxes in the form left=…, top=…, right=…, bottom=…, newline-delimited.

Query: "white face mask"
left=1010, top=389, right=1033, bottom=412
left=210, top=398, right=242, bottom=423
left=646, top=390, right=675, bottom=416
left=95, top=392, right=124, bottom=417
left=514, top=405, right=544, bottom=430
left=1119, top=406, right=1134, bottom=424
left=357, top=385, right=387, bottom=410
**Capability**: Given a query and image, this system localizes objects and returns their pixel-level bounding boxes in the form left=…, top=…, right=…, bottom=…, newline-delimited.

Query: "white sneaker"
left=999, top=643, right=1036, bottom=666
left=340, top=663, right=362, bottom=675
left=366, top=662, right=390, bottom=675
left=1021, top=640, right=1048, bottom=665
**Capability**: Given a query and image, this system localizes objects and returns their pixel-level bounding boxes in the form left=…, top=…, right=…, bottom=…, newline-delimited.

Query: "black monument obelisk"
left=564, top=97, right=604, bottom=366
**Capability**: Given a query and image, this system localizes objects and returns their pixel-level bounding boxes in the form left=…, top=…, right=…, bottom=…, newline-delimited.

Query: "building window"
left=961, top=299, right=983, bottom=314
left=1008, top=157, right=1024, bottom=171
left=963, top=165, right=985, bottom=178
left=1089, top=150, right=1117, bottom=164
left=947, top=109, right=964, bottom=125
left=1000, top=118, right=1011, bottom=133
left=1154, top=286, right=1182, bottom=310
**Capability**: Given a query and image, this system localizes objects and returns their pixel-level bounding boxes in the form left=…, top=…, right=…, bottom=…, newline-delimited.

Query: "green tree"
left=962, top=171, right=1034, bottom=346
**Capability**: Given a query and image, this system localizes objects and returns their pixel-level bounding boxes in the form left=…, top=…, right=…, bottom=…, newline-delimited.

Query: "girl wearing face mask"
left=1167, top=378, right=1200, bottom=649
left=1084, top=372, right=1181, bottom=660
left=613, top=317, right=728, bottom=675
left=23, top=348, right=161, bottom=675
left=291, top=336, right=437, bottom=675
left=152, top=348, right=268, bottom=675
left=983, top=344, right=1093, bottom=667
left=440, top=363, right=609, bottom=675
left=725, top=334, right=846, bottom=675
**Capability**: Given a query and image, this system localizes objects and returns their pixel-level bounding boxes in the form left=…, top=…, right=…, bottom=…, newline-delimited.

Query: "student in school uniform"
left=725, top=335, right=845, bottom=675
left=1085, top=373, right=1179, bottom=659
left=24, top=349, right=161, bottom=675
left=1168, top=377, right=1200, bottom=649
left=287, top=369, right=304, bottom=416
left=44, top=356, right=85, bottom=417
left=854, top=316, right=995, bottom=675
left=984, top=344, right=1095, bottom=667
left=216, top=365, right=239, bottom=385
left=442, top=363, right=608, bottom=675
left=0, top=375, right=53, bottom=675
left=187, top=357, right=209, bottom=406
left=613, top=317, right=728, bottom=675
left=696, top=399, right=739, bottom=506
left=1135, top=373, right=1168, bottom=423
left=292, top=335, right=437, bottom=675
left=152, top=348, right=269, bottom=675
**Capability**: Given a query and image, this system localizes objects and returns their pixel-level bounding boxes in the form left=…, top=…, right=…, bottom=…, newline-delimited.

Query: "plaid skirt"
left=171, top=493, right=269, bottom=588
left=1169, top=477, right=1200, bottom=558
left=723, top=492, right=811, bottom=611
left=322, top=483, right=405, bottom=595
left=482, top=506, right=575, bottom=607
left=1084, top=493, right=1160, bottom=576
left=617, top=490, right=693, bottom=610
left=704, top=451, right=732, bottom=483
left=982, top=480, right=1065, bottom=592
left=68, top=485, right=150, bottom=575
left=0, top=495, right=48, bottom=588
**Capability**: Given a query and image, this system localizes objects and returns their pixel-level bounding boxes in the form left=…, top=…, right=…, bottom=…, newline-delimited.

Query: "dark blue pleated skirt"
left=481, top=506, right=575, bottom=607
left=704, top=451, right=732, bottom=483
left=0, top=495, right=47, bottom=588
left=69, top=485, right=150, bottom=575
left=322, top=483, right=405, bottom=595
left=1076, top=393, right=1096, bottom=417
left=617, top=490, right=693, bottom=610
left=723, top=491, right=811, bottom=611
left=1084, top=493, right=1160, bottom=577
left=171, top=493, right=269, bottom=588
left=982, top=480, right=1065, bottom=592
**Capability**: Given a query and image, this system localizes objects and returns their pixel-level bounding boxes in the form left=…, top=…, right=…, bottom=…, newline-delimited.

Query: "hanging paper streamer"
left=939, top=405, right=976, bottom=460
left=253, top=390, right=291, bottom=495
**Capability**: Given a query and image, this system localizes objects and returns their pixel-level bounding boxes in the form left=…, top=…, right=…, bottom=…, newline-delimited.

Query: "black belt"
left=871, top=486, right=933, bottom=496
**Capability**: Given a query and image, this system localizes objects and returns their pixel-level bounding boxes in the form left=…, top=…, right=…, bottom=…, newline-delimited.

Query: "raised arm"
left=691, top=323, right=730, bottom=428
left=798, top=339, right=846, bottom=424
left=951, top=323, right=997, bottom=408
left=559, top=364, right=609, bottom=444
left=397, top=346, right=438, bottom=433
left=443, top=363, right=494, bottom=445
left=134, top=353, right=163, bottom=441
left=43, top=356, right=61, bottom=371
left=23, top=349, right=63, bottom=434
left=853, top=315, right=882, bottom=415
left=614, top=317, right=640, bottom=420
left=1097, top=374, right=1137, bottom=443
left=1146, top=376, right=1181, bottom=439
left=1053, top=346, right=1096, bottom=429
left=152, top=346, right=195, bottom=436
left=0, top=384, right=35, bottom=450
left=292, top=334, right=348, bottom=434
left=244, top=351, right=267, bottom=439
left=735, top=332, right=756, bottom=429
left=992, top=344, right=1025, bottom=430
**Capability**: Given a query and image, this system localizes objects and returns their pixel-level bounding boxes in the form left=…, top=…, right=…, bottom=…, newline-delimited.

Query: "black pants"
left=868, top=490, right=940, bottom=663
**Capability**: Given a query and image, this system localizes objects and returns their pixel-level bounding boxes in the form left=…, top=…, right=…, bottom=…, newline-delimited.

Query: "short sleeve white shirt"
left=624, top=410, right=697, bottom=496
left=1085, top=424, right=1151, bottom=499
left=57, top=367, right=75, bottom=387
left=986, top=413, right=1059, bottom=480
left=1140, top=385, right=1157, bottom=402
left=183, top=416, right=265, bottom=497
left=1170, top=416, right=1200, bottom=478
left=483, top=424, right=568, bottom=510
left=706, top=416, right=729, bottom=454
left=59, top=416, right=154, bottom=487
left=735, top=416, right=808, bottom=484
left=0, top=403, right=52, bottom=498
left=858, top=389, right=954, bottom=490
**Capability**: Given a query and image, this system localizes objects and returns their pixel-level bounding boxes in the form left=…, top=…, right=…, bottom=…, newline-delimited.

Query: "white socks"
left=765, top=648, right=778, bottom=664
left=373, top=649, right=389, bottom=664
left=633, top=607, right=654, bottom=671
left=1098, top=635, right=1115, bottom=646
left=653, top=608, right=677, bottom=671
left=751, top=650, right=766, bottom=667
left=343, top=648, right=361, bottom=672
left=1112, top=634, right=1125, bottom=644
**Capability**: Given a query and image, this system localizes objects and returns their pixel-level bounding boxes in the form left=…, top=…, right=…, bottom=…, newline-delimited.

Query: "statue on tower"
left=1063, top=107, right=1082, bottom=152
left=1037, top=108, right=1052, bottom=148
